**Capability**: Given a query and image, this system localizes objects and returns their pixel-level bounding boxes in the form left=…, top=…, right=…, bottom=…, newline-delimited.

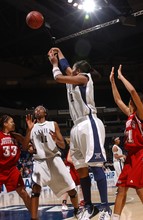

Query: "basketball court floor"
left=0, top=175, right=142, bottom=220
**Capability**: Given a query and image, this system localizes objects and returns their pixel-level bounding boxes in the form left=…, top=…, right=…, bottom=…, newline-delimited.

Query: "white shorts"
left=114, top=160, right=124, bottom=178
left=70, top=114, right=106, bottom=170
left=32, top=155, right=75, bottom=197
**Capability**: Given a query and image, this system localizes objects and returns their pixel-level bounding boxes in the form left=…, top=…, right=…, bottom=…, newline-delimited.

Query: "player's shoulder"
left=112, top=144, right=118, bottom=151
left=0, top=131, right=5, bottom=137
left=46, top=120, right=56, bottom=128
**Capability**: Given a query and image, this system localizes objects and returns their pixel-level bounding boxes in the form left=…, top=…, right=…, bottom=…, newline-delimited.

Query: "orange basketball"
left=26, top=11, right=44, bottom=29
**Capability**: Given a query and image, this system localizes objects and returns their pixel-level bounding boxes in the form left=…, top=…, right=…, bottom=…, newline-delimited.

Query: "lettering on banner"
left=24, top=178, right=31, bottom=189
left=89, top=171, right=116, bottom=189
left=89, top=171, right=115, bottom=181
left=105, top=171, right=115, bottom=179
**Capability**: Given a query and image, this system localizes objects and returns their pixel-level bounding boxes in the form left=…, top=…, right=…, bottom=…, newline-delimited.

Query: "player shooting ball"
left=48, top=47, right=112, bottom=220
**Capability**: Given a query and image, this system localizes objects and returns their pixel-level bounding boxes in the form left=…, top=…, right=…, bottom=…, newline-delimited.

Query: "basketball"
left=26, top=11, right=44, bottom=29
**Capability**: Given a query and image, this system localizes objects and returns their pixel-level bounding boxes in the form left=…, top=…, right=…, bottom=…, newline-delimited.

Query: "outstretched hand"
left=118, top=64, right=123, bottom=80
left=48, top=49, right=58, bottom=65
left=49, top=47, right=64, bottom=58
left=25, top=114, right=36, bottom=130
left=109, top=67, right=115, bottom=83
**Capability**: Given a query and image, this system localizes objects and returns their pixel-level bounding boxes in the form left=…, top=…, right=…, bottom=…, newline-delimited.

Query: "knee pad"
left=69, top=190, right=77, bottom=199
left=31, top=192, right=40, bottom=198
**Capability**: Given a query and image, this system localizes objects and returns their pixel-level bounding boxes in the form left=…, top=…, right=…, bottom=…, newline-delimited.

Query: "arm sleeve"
left=59, top=58, right=70, bottom=72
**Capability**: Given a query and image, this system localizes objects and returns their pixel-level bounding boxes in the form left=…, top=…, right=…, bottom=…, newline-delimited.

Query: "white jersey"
left=112, top=145, right=124, bottom=162
left=66, top=73, right=97, bottom=123
left=112, top=144, right=124, bottom=180
left=66, top=73, right=106, bottom=167
left=30, top=121, right=60, bottom=160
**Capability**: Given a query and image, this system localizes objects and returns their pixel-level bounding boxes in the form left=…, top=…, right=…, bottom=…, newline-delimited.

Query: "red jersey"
left=117, top=113, right=143, bottom=188
left=0, top=131, right=20, bottom=171
left=124, top=113, right=143, bottom=153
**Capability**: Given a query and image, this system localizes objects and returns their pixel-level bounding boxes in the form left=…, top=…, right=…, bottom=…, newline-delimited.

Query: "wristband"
left=52, top=67, right=62, bottom=79
left=59, top=58, right=70, bottom=72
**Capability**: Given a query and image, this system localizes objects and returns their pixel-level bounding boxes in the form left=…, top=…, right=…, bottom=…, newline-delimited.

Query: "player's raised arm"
left=109, top=66, right=130, bottom=116
left=22, top=114, right=35, bottom=150
left=48, top=49, right=88, bottom=85
left=117, top=65, right=143, bottom=120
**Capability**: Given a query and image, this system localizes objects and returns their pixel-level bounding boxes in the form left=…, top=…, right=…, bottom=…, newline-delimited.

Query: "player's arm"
left=27, top=142, right=36, bottom=154
left=112, top=145, right=118, bottom=159
left=114, top=152, right=126, bottom=160
left=22, top=114, right=35, bottom=150
left=11, top=132, right=24, bottom=144
left=110, top=66, right=130, bottom=116
left=118, top=65, right=143, bottom=120
left=54, top=72, right=88, bottom=85
left=66, top=150, right=73, bottom=164
left=11, top=132, right=34, bottom=152
left=112, top=145, right=126, bottom=160
left=49, top=121, right=65, bottom=149
left=48, top=49, right=88, bottom=85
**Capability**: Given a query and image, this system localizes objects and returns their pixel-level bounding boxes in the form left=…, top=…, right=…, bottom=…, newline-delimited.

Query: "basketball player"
left=24, top=106, right=81, bottom=220
left=0, top=115, right=31, bottom=213
left=110, top=65, right=143, bottom=220
left=48, top=48, right=112, bottom=220
left=112, top=136, right=126, bottom=183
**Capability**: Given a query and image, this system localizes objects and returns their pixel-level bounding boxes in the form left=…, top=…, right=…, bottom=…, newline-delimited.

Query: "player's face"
left=4, top=117, right=15, bottom=131
left=72, top=65, right=80, bottom=76
left=34, top=106, right=46, bottom=119
left=116, top=139, right=120, bottom=145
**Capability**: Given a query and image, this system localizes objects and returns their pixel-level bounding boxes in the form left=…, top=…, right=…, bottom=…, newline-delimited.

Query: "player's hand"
left=28, top=143, right=37, bottom=154
left=109, top=67, right=115, bottom=83
left=49, top=129, right=57, bottom=142
left=25, top=114, right=36, bottom=130
left=48, top=47, right=65, bottom=60
left=49, top=47, right=60, bottom=54
left=118, top=64, right=123, bottom=80
left=48, top=49, right=58, bottom=66
left=50, top=47, right=64, bottom=59
left=48, top=47, right=62, bottom=55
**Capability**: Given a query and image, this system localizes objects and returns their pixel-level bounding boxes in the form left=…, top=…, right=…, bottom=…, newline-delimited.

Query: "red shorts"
left=0, top=166, right=24, bottom=192
left=65, top=160, right=80, bottom=186
left=117, top=150, right=143, bottom=188
left=70, top=165, right=80, bottom=186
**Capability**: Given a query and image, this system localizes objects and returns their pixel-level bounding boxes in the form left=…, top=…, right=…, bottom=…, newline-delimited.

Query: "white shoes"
left=78, top=205, right=99, bottom=220
left=61, top=203, right=68, bottom=211
left=98, top=210, right=111, bottom=220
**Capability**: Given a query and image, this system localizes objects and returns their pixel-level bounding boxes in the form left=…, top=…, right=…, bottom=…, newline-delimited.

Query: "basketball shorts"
left=32, top=155, right=76, bottom=197
left=70, top=114, right=106, bottom=169
left=113, top=160, right=124, bottom=178
left=117, top=150, right=143, bottom=188
left=0, top=166, right=24, bottom=192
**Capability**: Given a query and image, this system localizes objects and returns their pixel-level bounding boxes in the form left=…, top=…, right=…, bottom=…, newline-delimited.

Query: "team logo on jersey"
left=131, top=120, right=136, bottom=129
left=94, top=153, right=101, bottom=159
